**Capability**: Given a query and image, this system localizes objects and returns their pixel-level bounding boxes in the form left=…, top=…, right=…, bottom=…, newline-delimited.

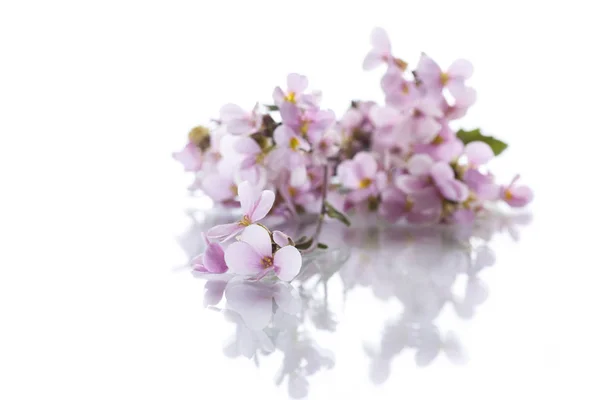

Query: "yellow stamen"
left=230, top=185, right=238, bottom=196
left=289, top=136, right=300, bottom=151
left=440, top=72, right=450, bottom=86
left=394, top=57, right=408, bottom=71
left=431, top=135, right=444, bottom=145
left=261, top=256, right=274, bottom=269
left=505, top=190, right=513, bottom=200
left=284, top=92, right=296, bottom=104
left=405, top=198, right=414, bottom=211
left=300, top=120, right=310, bottom=136
left=239, top=215, right=252, bottom=226
left=401, top=82, right=410, bottom=94
left=288, top=186, right=297, bottom=197
left=359, top=178, right=372, bottom=189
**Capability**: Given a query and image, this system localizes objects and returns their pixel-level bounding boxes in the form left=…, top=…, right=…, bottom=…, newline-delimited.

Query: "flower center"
left=288, top=186, right=297, bottom=197
left=394, top=57, right=408, bottom=71
left=405, top=198, right=414, bottom=211
left=284, top=91, right=296, bottom=103
left=431, top=134, right=444, bottom=145
left=289, top=136, right=300, bottom=151
left=230, top=184, right=238, bottom=196
left=401, top=82, right=410, bottom=94
left=440, top=72, right=450, bottom=86
left=261, top=256, right=274, bottom=269
left=359, top=178, right=372, bottom=189
left=239, top=215, right=251, bottom=226
left=300, top=120, right=310, bottom=136
left=505, top=190, right=513, bottom=200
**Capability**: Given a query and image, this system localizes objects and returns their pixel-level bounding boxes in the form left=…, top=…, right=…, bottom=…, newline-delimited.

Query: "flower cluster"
left=175, top=27, right=534, bottom=266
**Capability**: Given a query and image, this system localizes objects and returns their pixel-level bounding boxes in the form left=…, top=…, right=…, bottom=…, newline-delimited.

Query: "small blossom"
left=338, top=152, right=380, bottom=203
left=220, top=103, right=263, bottom=135
left=501, top=175, right=533, bottom=207
left=273, top=73, right=311, bottom=107
left=207, top=181, right=275, bottom=242
left=363, top=27, right=406, bottom=71
left=225, top=224, right=302, bottom=282
left=192, top=234, right=228, bottom=274
left=416, top=53, right=474, bottom=99
left=173, top=142, right=203, bottom=172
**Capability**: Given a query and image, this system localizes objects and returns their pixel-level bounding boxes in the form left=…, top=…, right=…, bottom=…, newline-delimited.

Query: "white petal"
left=240, top=224, right=273, bottom=258
left=273, top=246, right=302, bottom=282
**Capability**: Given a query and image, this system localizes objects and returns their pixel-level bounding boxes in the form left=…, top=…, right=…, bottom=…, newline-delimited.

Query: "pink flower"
left=397, top=96, right=444, bottom=143
left=363, top=27, right=405, bottom=71
left=413, top=124, right=464, bottom=162
left=173, top=142, right=202, bottom=172
left=234, top=137, right=267, bottom=185
left=396, top=154, right=469, bottom=203
left=338, top=152, right=380, bottom=203
left=381, top=67, right=418, bottom=106
left=272, top=73, right=314, bottom=108
left=416, top=53, right=474, bottom=99
left=280, top=102, right=336, bottom=144
left=501, top=175, right=533, bottom=207
left=273, top=125, right=310, bottom=167
left=192, top=234, right=228, bottom=274
left=206, top=181, right=275, bottom=242
left=225, top=225, right=302, bottom=282
left=379, top=186, right=442, bottom=224
left=220, top=103, right=263, bottom=135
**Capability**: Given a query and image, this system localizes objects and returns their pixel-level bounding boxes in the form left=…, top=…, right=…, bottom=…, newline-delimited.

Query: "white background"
left=1, top=1, right=599, bottom=399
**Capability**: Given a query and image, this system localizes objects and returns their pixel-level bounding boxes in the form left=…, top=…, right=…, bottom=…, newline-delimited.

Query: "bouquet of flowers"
left=174, top=28, right=533, bottom=282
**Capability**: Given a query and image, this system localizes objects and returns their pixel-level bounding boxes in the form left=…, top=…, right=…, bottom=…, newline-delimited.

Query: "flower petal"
left=448, top=59, right=473, bottom=80
left=234, top=136, right=261, bottom=155
left=354, top=152, right=378, bottom=179
left=273, top=230, right=292, bottom=248
left=219, top=103, right=245, bottom=122
left=273, top=246, right=302, bottom=282
left=227, top=119, right=254, bottom=136
left=370, top=27, right=391, bottom=52
left=416, top=53, right=442, bottom=86
left=239, top=224, right=273, bottom=258
left=203, top=242, right=228, bottom=273
left=273, top=125, right=294, bottom=146
left=408, top=154, right=434, bottom=176
left=238, top=181, right=259, bottom=215
left=438, top=180, right=469, bottom=202
left=430, top=162, right=455, bottom=185
left=249, top=190, right=275, bottom=222
left=395, top=175, right=428, bottom=193
left=272, top=86, right=285, bottom=105
left=224, top=241, right=264, bottom=275
left=363, top=50, right=383, bottom=70
left=206, top=222, right=243, bottom=242
left=465, top=141, right=494, bottom=166
left=203, top=280, right=228, bottom=307
left=287, top=73, right=308, bottom=93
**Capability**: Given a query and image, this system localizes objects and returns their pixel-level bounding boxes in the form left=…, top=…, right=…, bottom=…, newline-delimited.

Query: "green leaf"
left=324, top=201, right=351, bottom=227
left=264, top=104, right=279, bottom=112
left=456, top=128, right=508, bottom=156
left=317, top=243, right=328, bottom=250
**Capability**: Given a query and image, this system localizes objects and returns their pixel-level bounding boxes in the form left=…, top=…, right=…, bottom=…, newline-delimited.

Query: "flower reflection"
left=181, top=209, right=530, bottom=398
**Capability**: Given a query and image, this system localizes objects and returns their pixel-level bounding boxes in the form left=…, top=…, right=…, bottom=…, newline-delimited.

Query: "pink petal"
left=279, top=102, right=301, bottom=126
left=206, top=222, right=243, bottom=242
left=240, top=155, right=257, bottom=169
left=338, top=160, right=361, bottom=189
left=416, top=53, right=442, bottom=86
left=219, top=103, right=245, bottom=122
left=369, top=105, right=400, bottom=127
left=237, top=181, right=259, bottom=214
left=408, top=154, right=434, bottom=176
left=465, top=141, right=494, bottom=166
left=430, top=162, right=455, bottom=185
left=273, top=125, right=294, bottom=146
left=453, top=86, right=477, bottom=107
left=395, top=175, right=428, bottom=193
left=234, top=137, right=261, bottom=155
left=363, top=50, right=383, bottom=70
left=240, top=224, right=273, bottom=258
left=438, top=180, right=469, bottom=202
left=224, top=280, right=274, bottom=330
left=354, top=152, right=378, bottom=179
left=203, top=242, right=228, bottom=274
left=202, top=173, right=234, bottom=202
left=287, top=73, right=308, bottom=93
left=370, top=27, right=391, bottom=53
left=249, top=190, right=275, bottom=221
left=478, top=183, right=501, bottom=201
left=273, top=246, right=302, bottom=282
left=203, top=280, right=228, bottom=307
left=227, top=119, right=254, bottom=136
left=505, top=186, right=533, bottom=207
left=273, top=231, right=292, bottom=248
left=415, top=117, right=442, bottom=143
left=450, top=209, right=475, bottom=225
left=290, top=166, right=308, bottom=187
left=448, top=59, right=473, bottom=80
left=224, top=241, right=264, bottom=276
left=172, top=142, right=202, bottom=172
left=272, top=86, right=285, bottom=105
left=411, top=187, right=443, bottom=211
